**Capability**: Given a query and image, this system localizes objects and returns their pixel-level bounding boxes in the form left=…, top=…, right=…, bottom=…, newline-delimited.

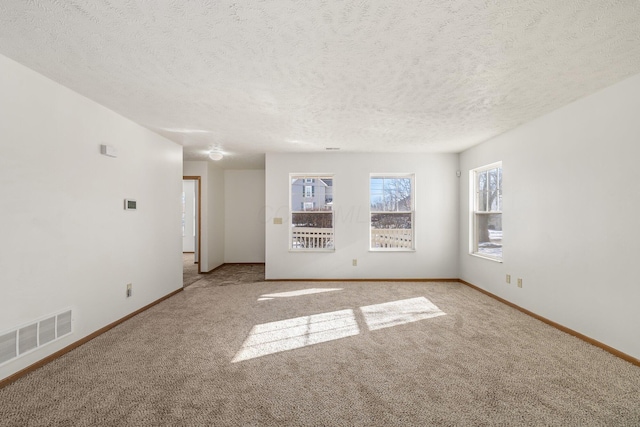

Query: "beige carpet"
left=189, top=263, right=265, bottom=288
left=1, top=266, right=639, bottom=426
left=182, top=253, right=200, bottom=287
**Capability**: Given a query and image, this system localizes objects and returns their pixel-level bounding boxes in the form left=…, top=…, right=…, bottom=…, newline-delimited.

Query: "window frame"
left=469, top=162, right=503, bottom=262
left=289, top=174, right=335, bottom=252
left=369, top=173, right=415, bottom=252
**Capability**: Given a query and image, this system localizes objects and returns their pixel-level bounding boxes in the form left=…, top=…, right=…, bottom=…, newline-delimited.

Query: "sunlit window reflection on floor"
left=360, top=297, right=445, bottom=331
left=233, top=296, right=446, bottom=363
left=257, top=288, right=342, bottom=301
left=232, top=309, right=359, bottom=363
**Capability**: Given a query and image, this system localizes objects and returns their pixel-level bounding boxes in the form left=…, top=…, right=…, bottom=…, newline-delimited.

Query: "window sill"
left=469, top=253, right=503, bottom=263
left=289, top=249, right=335, bottom=253
left=369, top=249, right=416, bottom=253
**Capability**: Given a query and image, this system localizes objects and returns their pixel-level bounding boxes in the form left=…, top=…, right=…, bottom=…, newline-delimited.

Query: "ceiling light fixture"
left=209, top=151, right=223, bottom=161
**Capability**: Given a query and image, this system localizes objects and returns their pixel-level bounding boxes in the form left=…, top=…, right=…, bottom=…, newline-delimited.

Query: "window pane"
left=292, top=212, right=333, bottom=228
left=370, top=178, right=384, bottom=210
left=477, top=168, right=502, bottom=212
left=370, top=177, right=412, bottom=212
left=488, top=168, right=500, bottom=211
left=371, top=213, right=412, bottom=229
left=477, top=170, right=488, bottom=211
left=292, top=213, right=333, bottom=249
left=371, top=213, right=413, bottom=249
left=472, top=163, right=502, bottom=260
left=496, top=168, right=502, bottom=211
left=291, top=177, right=333, bottom=212
left=475, top=213, right=502, bottom=258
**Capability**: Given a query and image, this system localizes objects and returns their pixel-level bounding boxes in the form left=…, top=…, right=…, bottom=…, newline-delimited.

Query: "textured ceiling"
left=1, top=1, right=640, bottom=169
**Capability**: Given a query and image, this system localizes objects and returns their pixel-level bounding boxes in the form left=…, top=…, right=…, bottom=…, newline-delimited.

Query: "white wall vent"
left=0, top=331, right=18, bottom=365
left=56, top=311, right=72, bottom=337
left=0, top=309, right=73, bottom=367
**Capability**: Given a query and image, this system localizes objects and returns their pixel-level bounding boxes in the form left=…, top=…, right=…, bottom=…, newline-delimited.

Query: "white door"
left=182, top=180, right=196, bottom=252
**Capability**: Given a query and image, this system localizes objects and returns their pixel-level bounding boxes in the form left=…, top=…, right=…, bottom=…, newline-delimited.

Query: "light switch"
left=100, top=144, right=118, bottom=158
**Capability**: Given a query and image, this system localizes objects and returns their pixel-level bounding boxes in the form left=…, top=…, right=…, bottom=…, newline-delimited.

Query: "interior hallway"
left=182, top=253, right=200, bottom=287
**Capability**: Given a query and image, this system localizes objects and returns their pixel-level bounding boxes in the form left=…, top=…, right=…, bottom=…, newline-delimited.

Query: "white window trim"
left=369, top=173, right=416, bottom=252
left=289, top=174, right=335, bottom=252
left=469, top=162, right=503, bottom=262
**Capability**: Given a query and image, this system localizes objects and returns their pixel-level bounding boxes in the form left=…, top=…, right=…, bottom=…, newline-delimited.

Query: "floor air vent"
left=0, top=309, right=73, bottom=366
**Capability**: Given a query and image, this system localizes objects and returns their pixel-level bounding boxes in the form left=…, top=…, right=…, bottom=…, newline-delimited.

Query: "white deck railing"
left=292, top=227, right=334, bottom=249
left=291, top=228, right=413, bottom=249
left=488, top=229, right=503, bottom=241
left=371, top=228, right=413, bottom=249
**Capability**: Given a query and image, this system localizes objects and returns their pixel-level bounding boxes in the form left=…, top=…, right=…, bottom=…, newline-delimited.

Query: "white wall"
left=208, top=163, right=225, bottom=269
left=0, top=54, right=183, bottom=381
left=224, top=170, right=266, bottom=263
left=459, top=72, right=640, bottom=360
left=182, top=180, right=196, bottom=252
left=265, top=153, right=459, bottom=279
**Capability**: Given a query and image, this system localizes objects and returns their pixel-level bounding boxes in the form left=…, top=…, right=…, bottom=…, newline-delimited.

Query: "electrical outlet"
left=352, top=259, right=357, bottom=267
left=506, top=274, right=511, bottom=284
left=126, top=283, right=132, bottom=298
left=517, top=278, right=522, bottom=288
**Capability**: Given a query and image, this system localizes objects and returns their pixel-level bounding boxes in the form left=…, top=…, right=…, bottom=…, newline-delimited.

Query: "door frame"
left=183, top=176, right=202, bottom=274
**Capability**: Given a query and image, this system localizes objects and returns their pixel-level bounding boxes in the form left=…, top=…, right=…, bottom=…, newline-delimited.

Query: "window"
left=304, top=185, right=313, bottom=198
left=471, top=162, right=502, bottom=260
left=370, top=174, right=414, bottom=250
left=290, top=175, right=334, bottom=250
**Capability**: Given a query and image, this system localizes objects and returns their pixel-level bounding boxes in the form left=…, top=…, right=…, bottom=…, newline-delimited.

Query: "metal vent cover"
left=0, top=309, right=73, bottom=367
left=0, top=331, right=17, bottom=365
left=18, top=324, right=38, bottom=355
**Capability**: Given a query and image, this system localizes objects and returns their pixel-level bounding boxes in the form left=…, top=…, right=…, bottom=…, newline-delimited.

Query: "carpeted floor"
left=183, top=255, right=264, bottom=289
left=182, top=253, right=200, bottom=287
left=189, top=263, right=265, bottom=288
left=1, top=265, right=639, bottom=426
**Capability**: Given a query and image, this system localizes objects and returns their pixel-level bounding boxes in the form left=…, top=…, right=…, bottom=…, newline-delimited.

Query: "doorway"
left=183, top=176, right=201, bottom=284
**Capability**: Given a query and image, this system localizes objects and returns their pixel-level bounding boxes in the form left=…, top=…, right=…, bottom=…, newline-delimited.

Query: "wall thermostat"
left=124, top=199, right=137, bottom=210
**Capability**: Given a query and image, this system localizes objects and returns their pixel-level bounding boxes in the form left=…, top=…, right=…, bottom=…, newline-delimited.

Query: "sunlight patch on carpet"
left=258, top=288, right=342, bottom=301
left=361, top=297, right=445, bottom=331
left=233, top=297, right=446, bottom=363
left=232, top=309, right=359, bottom=363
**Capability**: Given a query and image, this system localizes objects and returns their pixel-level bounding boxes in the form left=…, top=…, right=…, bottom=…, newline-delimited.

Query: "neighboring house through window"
left=370, top=174, right=415, bottom=250
left=470, top=162, right=502, bottom=260
left=290, top=175, right=334, bottom=250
